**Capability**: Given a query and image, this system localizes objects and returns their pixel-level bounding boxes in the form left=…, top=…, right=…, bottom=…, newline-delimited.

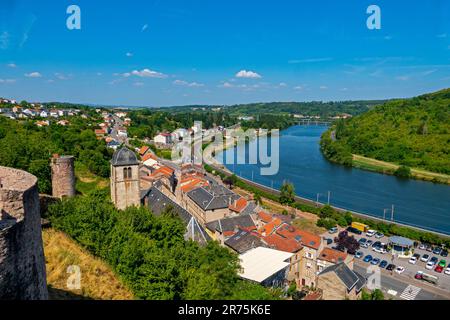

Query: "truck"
left=351, top=222, right=369, bottom=233
left=415, top=271, right=438, bottom=285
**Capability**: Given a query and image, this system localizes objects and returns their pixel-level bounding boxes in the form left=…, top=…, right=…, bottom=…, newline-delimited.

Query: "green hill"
left=321, top=88, right=450, bottom=180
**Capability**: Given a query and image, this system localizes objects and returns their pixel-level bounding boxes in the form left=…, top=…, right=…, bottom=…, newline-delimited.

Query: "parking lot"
left=321, top=228, right=450, bottom=295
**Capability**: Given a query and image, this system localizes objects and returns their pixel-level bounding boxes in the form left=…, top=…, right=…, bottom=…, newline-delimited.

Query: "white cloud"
left=436, top=33, right=447, bottom=38
left=126, top=52, right=133, bottom=57
left=96, top=72, right=103, bottom=76
left=220, top=82, right=234, bottom=88
left=294, top=86, right=303, bottom=90
left=142, top=24, right=149, bottom=32
left=25, top=72, right=42, bottom=78
left=384, top=35, right=393, bottom=40
left=0, top=79, right=16, bottom=84
left=288, top=57, right=333, bottom=64
left=320, top=86, right=328, bottom=90
left=133, top=82, right=144, bottom=87
left=278, top=82, right=287, bottom=87
left=7, top=63, right=16, bottom=68
left=421, top=69, right=437, bottom=76
left=173, top=80, right=204, bottom=87
left=54, top=73, right=70, bottom=80
left=235, top=70, right=261, bottom=79
left=396, top=75, right=409, bottom=81
left=341, top=87, right=348, bottom=91
left=124, top=68, right=167, bottom=78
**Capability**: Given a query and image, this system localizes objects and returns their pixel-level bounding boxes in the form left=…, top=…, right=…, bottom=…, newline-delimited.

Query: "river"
left=216, top=125, right=450, bottom=235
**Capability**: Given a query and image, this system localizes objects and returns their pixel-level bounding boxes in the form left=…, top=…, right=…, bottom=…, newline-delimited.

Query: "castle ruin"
left=51, top=154, right=76, bottom=199
left=0, top=166, right=48, bottom=300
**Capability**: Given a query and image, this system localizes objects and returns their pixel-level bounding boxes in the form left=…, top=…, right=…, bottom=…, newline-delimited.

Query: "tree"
left=335, top=231, right=360, bottom=254
left=253, top=193, right=262, bottom=205
left=394, top=165, right=411, bottom=178
left=223, top=174, right=238, bottom=189
left=280, top=181, right=295, bottom=205
left=319, top=205, right=335, bottom=219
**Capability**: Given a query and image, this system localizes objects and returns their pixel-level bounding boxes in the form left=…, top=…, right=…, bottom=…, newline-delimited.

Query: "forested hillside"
left=321, top=88, right=450, bottom=176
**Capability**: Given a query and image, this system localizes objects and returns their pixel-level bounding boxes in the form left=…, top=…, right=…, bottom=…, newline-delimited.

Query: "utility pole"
left=327, top=191, right=331, bottom=205
left=383, top=209, right=387, bottom=220
left=251, top=170, right=254, bottom=181
left=391, top=204, right=395, bottom=221
left=316, top=193, right=320, bottom=207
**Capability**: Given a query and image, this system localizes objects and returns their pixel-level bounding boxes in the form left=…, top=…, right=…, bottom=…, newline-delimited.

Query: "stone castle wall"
left=0, top=166, right=48, bottom=300
left=51, top=155, right=75, bottom=199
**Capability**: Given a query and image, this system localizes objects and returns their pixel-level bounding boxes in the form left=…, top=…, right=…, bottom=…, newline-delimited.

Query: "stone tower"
left=111, top=147, right=140, bottom=210
left=51, top=154, right=75, bottom=199
left=0, top=166, right=48, bottom=300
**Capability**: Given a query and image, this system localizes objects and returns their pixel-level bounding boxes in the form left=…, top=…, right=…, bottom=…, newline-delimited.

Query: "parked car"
left=421, top=254, right=430, bottom=263
left=435, top=265, right=444, bottom=273
left=358, top=238, right=367, bottom=244
left=360, top=242, right=369, bottom=249
left=386, top=264, right=396, bottom=271
left=324, top=238, right=333, bottom=245
left=409, top=256, right=418, bottom=265
left=371, top=241, right=381, bottom=248
left=433, top=247, right=442, bottom=255
left=366, top=240, right=374, bottom=247
left=371, top=258, right=380, bottom=265
left=375, top=232, right=384, bottom=239
left=418, top=243, right=426, bottom=250
left=426, top=244, right=433, bottom=252
left=379, top=260, right=388, bottom=268
left=366, top=230, right=376, bottom=237
left=426, top=261, right=436, bottom=270
left=373, top=245, right=387, bottom=254
left=355, top=251, right=364, bottom=259
left=395, top=266, right=405, bottom=274
left=329, top=227, right=338, bottom=234
left=430, top=256, right=439, bottom=264
left=438, top=260, right=446, bottom=268
left=445, top=265, right=450, bottom=275
left=441, top=250, right=448, bottom=258
left=346, top=227, right=362, bottom=235
left=363, top=255, right=373, bottom=263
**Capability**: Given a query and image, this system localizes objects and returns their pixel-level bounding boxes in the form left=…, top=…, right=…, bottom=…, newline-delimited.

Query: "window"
left=123, top=167, right=132, bottom=179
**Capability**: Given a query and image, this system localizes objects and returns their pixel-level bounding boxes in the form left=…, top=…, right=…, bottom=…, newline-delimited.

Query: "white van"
left=366, top=229, right=376, bottom=237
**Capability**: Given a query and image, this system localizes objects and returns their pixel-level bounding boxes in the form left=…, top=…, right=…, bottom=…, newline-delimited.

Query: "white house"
left=154, top=133, right=172, bottom=145
left=40, top=110, right=49, bottom=118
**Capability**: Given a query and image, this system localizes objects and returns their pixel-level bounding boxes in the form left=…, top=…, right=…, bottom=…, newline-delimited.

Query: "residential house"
left=224, top=229, right=266, bottom=254
left=317, top=247, right=353, bottom=273
left=205, top=215, right=257, bottom=243
left=154, top=133, right=172, bottom=145
left=317, top=263, right=366, bottom=300
left=185, top=184, right=240, bottom=224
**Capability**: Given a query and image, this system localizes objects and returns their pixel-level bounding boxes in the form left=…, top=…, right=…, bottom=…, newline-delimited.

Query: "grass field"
left=75, top=162, right=109, bottom=195
left=352, top=154, right=450, bottom=185
left=44, top=228, right=134, bottom=300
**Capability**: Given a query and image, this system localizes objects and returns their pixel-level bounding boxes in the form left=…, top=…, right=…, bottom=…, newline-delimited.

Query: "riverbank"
left=352, top=154, right=450, bottom=185
left=321, top=129, right=450, bottom=185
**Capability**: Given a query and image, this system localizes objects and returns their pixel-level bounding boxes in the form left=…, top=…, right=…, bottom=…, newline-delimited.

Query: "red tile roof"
left=229, top=197, right=248, bottom=213
left=276, top=223, right=322, bottom=250
left=139, top=146, right=150, bottom=156
left=263, top=233, right=303, bottom=253
left=142, top=153, right=157, bottom=162
left=257, top=218, right=282, bottom=236
left=257, top=211, right=273, bottom=223
left=318, top=248, right=347, bottom=264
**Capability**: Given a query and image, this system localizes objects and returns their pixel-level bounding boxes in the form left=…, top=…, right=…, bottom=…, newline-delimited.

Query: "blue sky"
left=0, top=0, right=449, bottom=107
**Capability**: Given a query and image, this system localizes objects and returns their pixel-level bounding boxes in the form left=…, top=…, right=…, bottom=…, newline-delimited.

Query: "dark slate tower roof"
left=111, top=147, right=139, bottom=166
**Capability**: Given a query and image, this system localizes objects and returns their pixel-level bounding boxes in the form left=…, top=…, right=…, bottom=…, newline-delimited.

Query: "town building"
left=317, top=263, right=366, bottom=300
left=238, top=247, right=293, bottom=288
